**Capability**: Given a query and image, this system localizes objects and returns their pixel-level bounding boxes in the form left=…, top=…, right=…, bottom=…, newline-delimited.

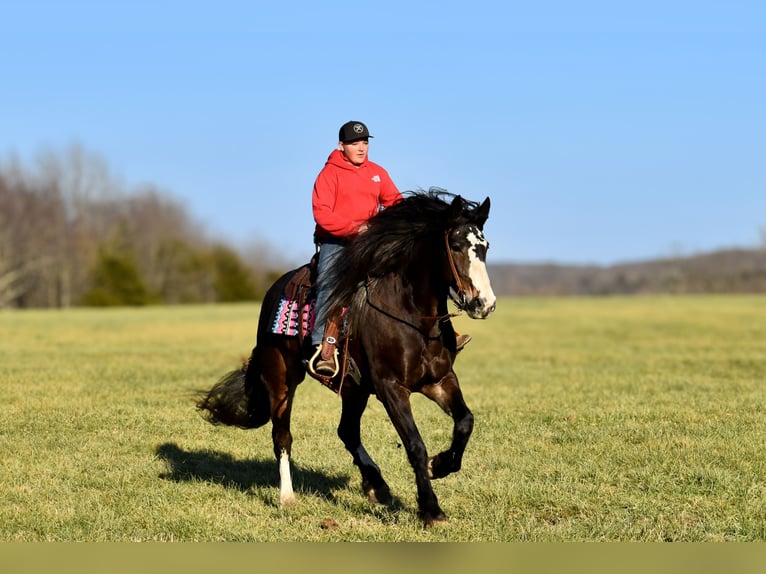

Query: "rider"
left=309, top=120, right=401, bottom=378
left=308, top=120, right=471, bottom=381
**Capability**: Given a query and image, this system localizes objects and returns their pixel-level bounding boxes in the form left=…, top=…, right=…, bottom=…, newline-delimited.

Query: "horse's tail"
left=197, top=263, right=308, bottom=430
left=196, top=348, right=271, bottom=429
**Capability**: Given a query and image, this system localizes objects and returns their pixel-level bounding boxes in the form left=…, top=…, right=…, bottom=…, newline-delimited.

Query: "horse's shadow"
left=155, top=442, right=351, bottom=506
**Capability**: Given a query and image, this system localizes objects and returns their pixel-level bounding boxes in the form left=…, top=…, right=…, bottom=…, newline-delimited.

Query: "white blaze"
left=466, top=230, right=496, bottom=316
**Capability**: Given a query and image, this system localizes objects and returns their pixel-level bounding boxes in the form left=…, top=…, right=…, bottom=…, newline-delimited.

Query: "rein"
left=362, top=229, right=467, bottom=333
left=363, top=281, right=449, bottom=340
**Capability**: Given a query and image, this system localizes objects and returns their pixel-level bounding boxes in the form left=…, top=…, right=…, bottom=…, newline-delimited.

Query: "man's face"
left=340, top=139, right=369, bottom=166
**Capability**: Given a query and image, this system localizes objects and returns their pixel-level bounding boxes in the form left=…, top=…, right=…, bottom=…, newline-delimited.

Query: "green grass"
left=1, top=296, right=765, bottom=541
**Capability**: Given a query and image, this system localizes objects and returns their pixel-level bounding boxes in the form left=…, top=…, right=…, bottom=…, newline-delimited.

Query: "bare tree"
left=0, top=144, right=300, bottom=307
left=0, top=174, right=66, bottom=307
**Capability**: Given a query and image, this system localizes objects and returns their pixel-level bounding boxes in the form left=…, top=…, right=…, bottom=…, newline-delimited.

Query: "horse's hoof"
left=420, top=510, right=448, bottom=527
left=365, top=483, right=393, bottom=506
left=428, top=454, right=461, bottom=480
left=280, top=492, right=296, bottom=506
left=427, top=455, right=447, bottom=480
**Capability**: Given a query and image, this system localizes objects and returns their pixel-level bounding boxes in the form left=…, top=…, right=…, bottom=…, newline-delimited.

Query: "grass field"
left=1, top=295, right=765, bottom=541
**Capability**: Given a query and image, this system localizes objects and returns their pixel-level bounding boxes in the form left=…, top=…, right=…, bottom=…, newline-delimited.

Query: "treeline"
left=0, top=146, right=289, bottom=309
left=489, top=247, right=766, bottom=296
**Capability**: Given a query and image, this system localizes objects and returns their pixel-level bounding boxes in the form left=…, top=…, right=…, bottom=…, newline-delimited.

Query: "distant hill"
left=488, top=248, right=766, bottom=296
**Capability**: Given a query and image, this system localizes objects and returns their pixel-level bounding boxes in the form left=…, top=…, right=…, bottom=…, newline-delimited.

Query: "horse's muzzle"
left=465, top=297, right=496, bottom=319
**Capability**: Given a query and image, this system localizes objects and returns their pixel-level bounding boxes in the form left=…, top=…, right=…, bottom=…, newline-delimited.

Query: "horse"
left=196, top=189, right=496, bottom=526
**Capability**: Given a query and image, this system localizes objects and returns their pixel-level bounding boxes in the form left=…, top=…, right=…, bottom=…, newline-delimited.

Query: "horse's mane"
left=323, top=188, right=484, bottom=323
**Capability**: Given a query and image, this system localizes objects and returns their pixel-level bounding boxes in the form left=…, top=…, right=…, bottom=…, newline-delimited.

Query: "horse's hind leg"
left=337, top=386, right=392, bottom=505
left=273, top=395, right=296, bottom=507
left=421, top=372, right=474, bottom=480
left=260, top=344, right=300, bottom=506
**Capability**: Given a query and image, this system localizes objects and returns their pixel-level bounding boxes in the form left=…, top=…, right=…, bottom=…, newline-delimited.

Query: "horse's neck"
left=396, top=264, right=447, bottom=317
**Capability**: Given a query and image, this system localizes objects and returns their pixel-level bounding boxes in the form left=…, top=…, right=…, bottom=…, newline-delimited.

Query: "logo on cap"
left=353, top=123, right=364, bottom=134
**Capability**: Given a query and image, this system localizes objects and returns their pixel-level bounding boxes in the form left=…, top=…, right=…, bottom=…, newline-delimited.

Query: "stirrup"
left=308, top=342, right=340, bottom=380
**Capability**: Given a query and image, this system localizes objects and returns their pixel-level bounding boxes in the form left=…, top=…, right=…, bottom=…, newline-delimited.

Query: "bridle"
left=363, top=228, right=470, bottom=332
left=444, top=229, right=469, bottom=312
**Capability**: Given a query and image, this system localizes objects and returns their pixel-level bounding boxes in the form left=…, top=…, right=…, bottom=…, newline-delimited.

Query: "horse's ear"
left=449, top=195, right=464, bottom=221
left=475, top=197, right=491, bottom=228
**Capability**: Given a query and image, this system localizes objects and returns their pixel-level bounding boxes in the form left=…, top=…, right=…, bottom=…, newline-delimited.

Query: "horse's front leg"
left=337, top=385, right=392, bottom=505
left=377, top=382, right=446, bottom=526
left=420, top=371, right=474, bottom=480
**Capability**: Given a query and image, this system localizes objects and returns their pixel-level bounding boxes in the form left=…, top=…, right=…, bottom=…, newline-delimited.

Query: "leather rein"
left=364, top=230, right=468, bottom=331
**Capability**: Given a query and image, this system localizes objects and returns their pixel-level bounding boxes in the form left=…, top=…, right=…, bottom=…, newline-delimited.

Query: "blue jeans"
left=312, top=240, right=344, bottom=346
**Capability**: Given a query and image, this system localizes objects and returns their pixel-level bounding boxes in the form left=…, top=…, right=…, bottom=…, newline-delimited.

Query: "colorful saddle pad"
left=271, top=297, right=315, bottom=337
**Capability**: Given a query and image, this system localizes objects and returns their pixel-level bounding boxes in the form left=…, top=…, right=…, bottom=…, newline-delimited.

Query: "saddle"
left=269, top=256, right=360, bottom=393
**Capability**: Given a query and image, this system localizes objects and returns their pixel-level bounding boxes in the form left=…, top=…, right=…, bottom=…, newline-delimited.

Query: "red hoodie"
left=312, top=149, right=401, bottom=240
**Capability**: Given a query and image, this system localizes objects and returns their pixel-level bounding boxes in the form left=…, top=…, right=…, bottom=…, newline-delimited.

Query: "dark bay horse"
left=197, top=189, right=496, bottom=526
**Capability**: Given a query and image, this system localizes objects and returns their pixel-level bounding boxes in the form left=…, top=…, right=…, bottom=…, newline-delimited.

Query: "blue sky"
left=2, top=1, right=764, bottom=265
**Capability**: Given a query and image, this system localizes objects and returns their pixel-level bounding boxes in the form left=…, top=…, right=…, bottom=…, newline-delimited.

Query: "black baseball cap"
left=339, top=121, right=374, bottom=143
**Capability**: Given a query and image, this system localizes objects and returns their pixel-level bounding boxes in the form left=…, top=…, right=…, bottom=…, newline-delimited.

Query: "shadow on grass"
left=155, top=442, right=411, bottom=523
left=155, top=442, right=351, bottom=503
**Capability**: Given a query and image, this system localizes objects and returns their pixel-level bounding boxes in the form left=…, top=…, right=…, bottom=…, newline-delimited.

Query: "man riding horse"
left=308, top=120, right=470, bottom=381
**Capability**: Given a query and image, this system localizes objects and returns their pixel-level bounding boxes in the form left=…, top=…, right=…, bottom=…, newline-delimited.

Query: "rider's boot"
left=455, top=332, right=472, bottom=353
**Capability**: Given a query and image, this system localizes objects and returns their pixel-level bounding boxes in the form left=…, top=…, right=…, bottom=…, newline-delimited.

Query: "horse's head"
left=446, top=196, right=496, bottom=319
